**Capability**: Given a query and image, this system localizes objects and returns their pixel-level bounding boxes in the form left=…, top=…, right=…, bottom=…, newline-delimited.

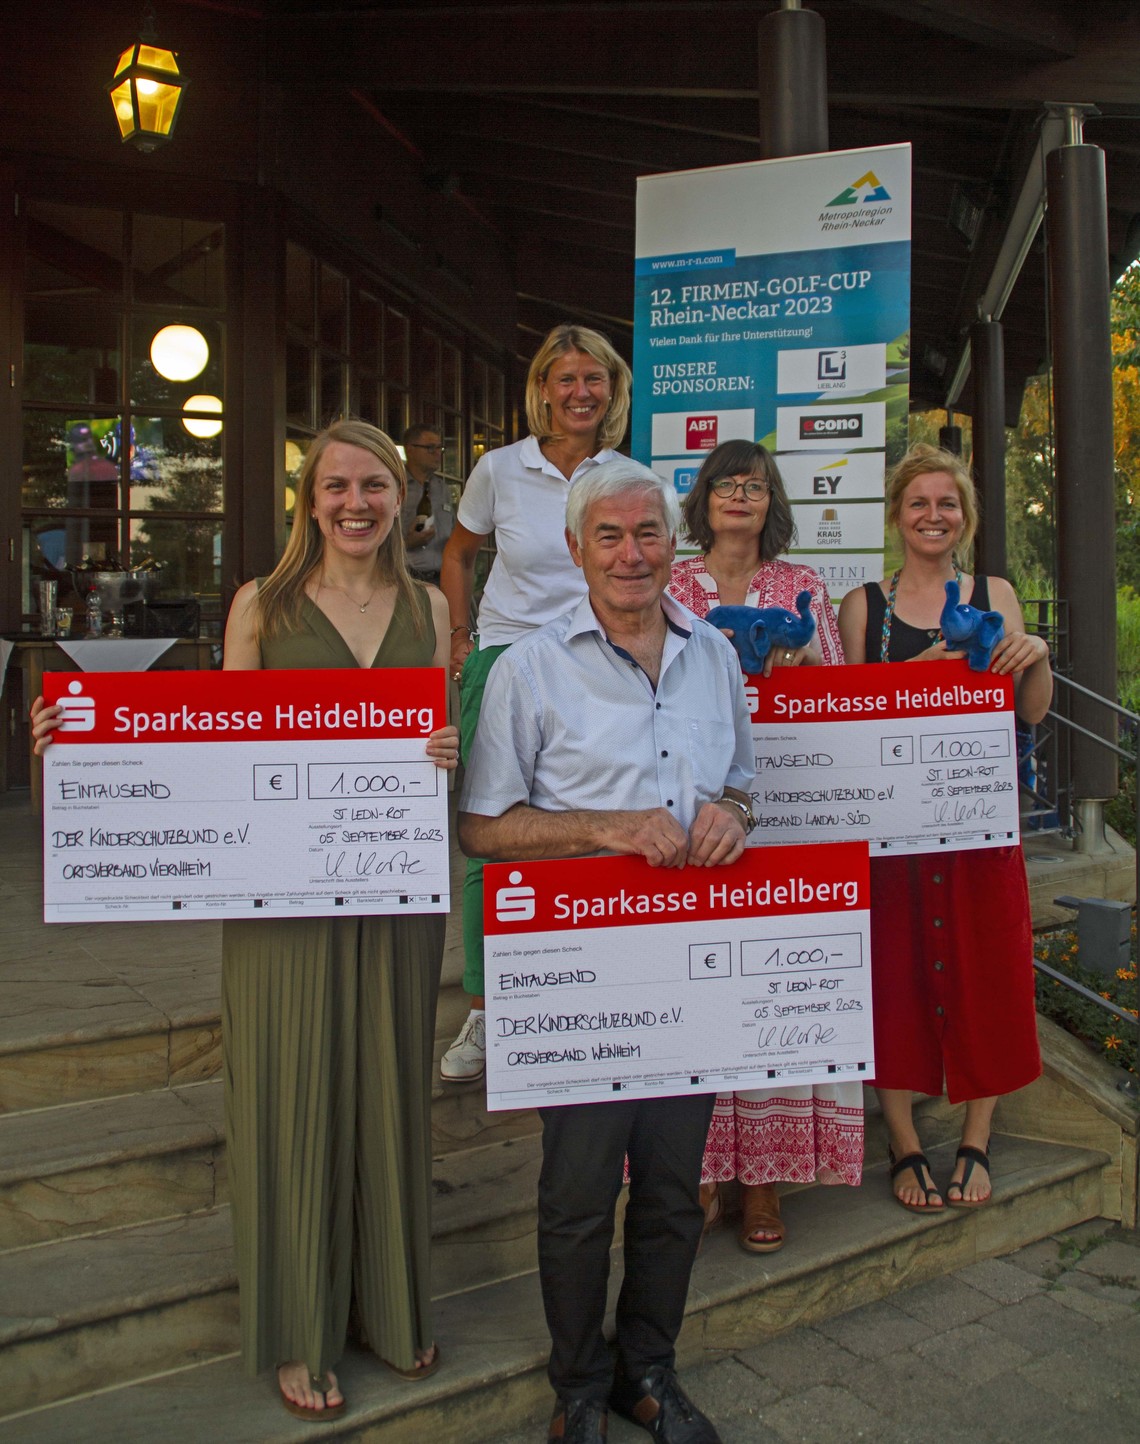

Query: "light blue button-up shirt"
left=460, top=591, right=754, bottom=836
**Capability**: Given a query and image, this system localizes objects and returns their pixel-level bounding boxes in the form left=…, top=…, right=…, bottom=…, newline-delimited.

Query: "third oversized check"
left=483, top=842, right=870, bottom=1111
left=745, top=658, right=1018, bottom=854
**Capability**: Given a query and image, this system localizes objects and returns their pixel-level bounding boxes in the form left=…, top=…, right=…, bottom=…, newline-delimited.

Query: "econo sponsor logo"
left=799, top=414, right=863, bottom=440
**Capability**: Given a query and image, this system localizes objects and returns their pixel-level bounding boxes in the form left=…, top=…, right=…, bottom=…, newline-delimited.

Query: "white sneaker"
left=440, top=1011, right=486, bottom=1082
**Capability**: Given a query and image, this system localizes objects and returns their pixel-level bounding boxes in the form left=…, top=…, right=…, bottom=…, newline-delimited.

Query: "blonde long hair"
left=256, top=419, right=422, bottom=640
left=524, top=324, right=632, bottom=451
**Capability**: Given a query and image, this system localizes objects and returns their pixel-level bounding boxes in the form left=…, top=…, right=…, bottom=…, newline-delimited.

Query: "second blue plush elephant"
left=939, top=579, right=1004, bottom=671
left=705, top=591, right=816, bottom=674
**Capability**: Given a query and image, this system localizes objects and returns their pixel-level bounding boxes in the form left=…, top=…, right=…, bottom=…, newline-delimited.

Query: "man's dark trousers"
left=536, top=1091, right=716, bottom=1398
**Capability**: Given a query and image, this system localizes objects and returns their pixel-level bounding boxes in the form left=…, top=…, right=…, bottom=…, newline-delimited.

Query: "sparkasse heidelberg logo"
left=799, top=413, right=863, bottom=441
left=686, top=415, right=718, bottom=450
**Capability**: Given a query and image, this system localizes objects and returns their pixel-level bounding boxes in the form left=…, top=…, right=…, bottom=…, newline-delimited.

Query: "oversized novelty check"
left=483, top=842, right=871, bottom=1110
left=41, top=669, right=449, bottom=922
left=745, top=659, right=1018, bottom=854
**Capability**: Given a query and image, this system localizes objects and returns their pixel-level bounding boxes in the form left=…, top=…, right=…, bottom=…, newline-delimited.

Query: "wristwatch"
left=719, top=795, right=758, bottom=835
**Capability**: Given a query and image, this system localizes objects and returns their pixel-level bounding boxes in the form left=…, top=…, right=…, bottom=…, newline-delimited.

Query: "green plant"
left=1034, top=922, right=1138, bottom=1076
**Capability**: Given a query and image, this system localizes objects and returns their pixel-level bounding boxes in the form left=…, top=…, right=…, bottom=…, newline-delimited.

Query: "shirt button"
left=661, top=750, right=668, bottom=758
left=666, top=799, right=674, bottom=807
left=934, top=961, right=944, bottom=972
left=932, top=873, right=943, bottom=884
left=933, top=918, right=943, bottom=928
left=935, top=1006, right=945, bottom=1017
left=656, top=702, right=662, bottom=710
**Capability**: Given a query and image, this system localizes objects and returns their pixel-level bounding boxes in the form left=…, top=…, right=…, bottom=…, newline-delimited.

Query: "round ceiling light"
left=151, top=324, right=208, bottom=381
left=182, top=394, right=223, bottom=438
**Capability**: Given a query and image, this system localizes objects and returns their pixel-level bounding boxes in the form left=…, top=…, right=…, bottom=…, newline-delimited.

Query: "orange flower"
left=1104, top=1035, right=1123, bottom=1050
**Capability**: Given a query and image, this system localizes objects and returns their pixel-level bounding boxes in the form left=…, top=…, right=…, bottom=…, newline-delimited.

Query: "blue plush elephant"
left=939, top=579, right=1004, bottom=671
left=705, top=591, right=816, bottom=674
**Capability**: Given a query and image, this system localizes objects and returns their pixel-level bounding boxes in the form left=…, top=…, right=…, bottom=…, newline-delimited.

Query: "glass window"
left=24, top=308, right=121, bottom=406
left=130, top=315, right=224, bottom=408
left=287, top=339, right=314, bottom=428
left=25, top=201, right=124, bottom=301
left=23, top=413, right=122, bottom=512
left=385, top=306, right=409, bottom=383
left=356, top=292, right=381, bottom=373
left=321, top=355, right=345, bottom=426
left=286, top=243, right=315, bottom=336
left=320, top=265, right=348, bottom=352
left=132, top=214, right=226, bottom=308
left=127, top=417, right=223, bottom=514
left=129, top=515, right=224, bottom=622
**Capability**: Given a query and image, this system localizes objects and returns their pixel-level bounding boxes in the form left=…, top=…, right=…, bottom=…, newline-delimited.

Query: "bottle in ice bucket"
left=85, top=589, right=103, bottom=637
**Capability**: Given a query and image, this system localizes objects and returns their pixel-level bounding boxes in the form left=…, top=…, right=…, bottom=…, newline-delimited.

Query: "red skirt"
left=869, top=846, right=1041, bottom=1103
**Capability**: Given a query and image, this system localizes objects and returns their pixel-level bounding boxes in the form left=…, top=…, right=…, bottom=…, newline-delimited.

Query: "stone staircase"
left=0, top=792, right=1133, bottom=1442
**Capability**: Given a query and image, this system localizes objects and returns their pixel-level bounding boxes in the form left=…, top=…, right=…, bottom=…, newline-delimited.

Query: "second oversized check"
left=483, top=842, right=870, bottom=1111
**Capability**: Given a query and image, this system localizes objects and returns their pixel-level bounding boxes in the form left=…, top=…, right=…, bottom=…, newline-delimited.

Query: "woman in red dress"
left=838, top=443, right=1052, bottom=1210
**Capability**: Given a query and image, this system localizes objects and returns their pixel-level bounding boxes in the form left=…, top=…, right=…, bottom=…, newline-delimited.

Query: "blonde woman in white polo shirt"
left=438, top=324, right=632, bottom=1081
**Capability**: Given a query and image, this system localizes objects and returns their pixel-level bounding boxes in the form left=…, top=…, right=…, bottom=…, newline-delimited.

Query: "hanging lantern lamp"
left=106, top=8, right=188, bottom=153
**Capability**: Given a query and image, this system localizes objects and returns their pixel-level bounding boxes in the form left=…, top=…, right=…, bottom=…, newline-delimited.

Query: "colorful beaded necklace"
left=880, top=566, right=961, bottom=662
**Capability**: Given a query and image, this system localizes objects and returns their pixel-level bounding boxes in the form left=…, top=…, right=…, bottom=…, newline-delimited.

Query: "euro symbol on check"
left=892, top=745, right=903, bottom=757
left=270, top=775, right=282, bottom=789
left=704, top=954, right=717, bottom=968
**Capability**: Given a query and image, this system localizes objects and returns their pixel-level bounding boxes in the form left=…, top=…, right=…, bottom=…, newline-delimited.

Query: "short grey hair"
left=565, top=458, right=681, bottom=544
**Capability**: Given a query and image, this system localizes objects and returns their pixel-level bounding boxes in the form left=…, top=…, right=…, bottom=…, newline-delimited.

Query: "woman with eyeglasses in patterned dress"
left=667, top=439, right=862, bottom=1255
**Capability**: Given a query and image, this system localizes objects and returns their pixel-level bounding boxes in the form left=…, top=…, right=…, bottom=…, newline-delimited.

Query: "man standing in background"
left=402, top=424, right=454, bottom=585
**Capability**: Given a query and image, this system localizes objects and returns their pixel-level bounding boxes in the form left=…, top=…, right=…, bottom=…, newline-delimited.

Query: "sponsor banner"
left=780, top=451, right=885, bottom=502
left=776, top=401, right=886, bottom=452
left=787, top=553, right=883, bottom=601
left=777, top=342, right=886, bottom=398
left=41, top=670, right=450, bottom=922
left=634, top=144, right=909, bottom=582
left=649, top=407, right=756, bottom=457
left=483, top=843, right=872, bottom=1109
left=790, top=501, right=885, bottom=552
left=739, top=660, right=1018, bottom=853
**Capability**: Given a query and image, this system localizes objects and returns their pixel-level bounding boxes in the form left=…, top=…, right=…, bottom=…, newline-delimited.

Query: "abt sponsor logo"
left=800, top=413, right=862, bottom=441
left=495, top=869, right=536, bottom=923
left=685, top=416, right=718, bottom=450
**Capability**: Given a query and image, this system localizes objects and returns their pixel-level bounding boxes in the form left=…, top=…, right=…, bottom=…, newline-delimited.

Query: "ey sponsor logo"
left=495, top=869, right=536, bottom=923
left=799, top=413, right=862, bottom=441
left=818, top=349, right=846, bottom=382
left=827, top=171, right=891, bottom=206
left=685, top=415, right=718, bottom=450
left=57, top=680, right=97, bottom=732
left=813, top=458, right=848, bottom=495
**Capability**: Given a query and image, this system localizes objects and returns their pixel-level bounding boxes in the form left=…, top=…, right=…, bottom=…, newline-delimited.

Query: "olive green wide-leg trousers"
left=222, top=913, right=443, bottom=1376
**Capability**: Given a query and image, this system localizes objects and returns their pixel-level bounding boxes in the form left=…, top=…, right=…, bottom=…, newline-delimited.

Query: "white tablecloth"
left=55, top=638, right=178, bottom=672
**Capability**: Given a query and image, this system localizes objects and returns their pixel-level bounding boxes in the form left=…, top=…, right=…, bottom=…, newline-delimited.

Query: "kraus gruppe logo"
left=799, top=413, right=863, bottom=441
left=827, top=171, right=891, bottom=207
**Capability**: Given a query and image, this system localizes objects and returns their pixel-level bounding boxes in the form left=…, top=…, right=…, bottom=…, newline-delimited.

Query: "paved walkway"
left=498, top=1219, right=1140, bottom=1444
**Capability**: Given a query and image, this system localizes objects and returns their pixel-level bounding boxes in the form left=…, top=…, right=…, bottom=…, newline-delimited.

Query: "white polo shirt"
left=457, top=435, right=621, bottom=645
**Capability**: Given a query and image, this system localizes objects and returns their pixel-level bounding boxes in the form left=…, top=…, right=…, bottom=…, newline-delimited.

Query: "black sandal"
left=888, top=1149, right=943, bottom=1214
left=947, top=1142, right=992, bottom=1208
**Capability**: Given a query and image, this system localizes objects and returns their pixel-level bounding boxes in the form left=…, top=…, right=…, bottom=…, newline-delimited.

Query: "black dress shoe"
left=610, top=1366, right=721, bottom=1444
left=547, top=1396, right=608, bottom=1443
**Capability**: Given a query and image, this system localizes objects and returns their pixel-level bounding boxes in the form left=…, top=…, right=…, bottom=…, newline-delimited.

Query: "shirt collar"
left=565, top=589, right=694, bottom=644
left=520, top=434, right=619, bottom=478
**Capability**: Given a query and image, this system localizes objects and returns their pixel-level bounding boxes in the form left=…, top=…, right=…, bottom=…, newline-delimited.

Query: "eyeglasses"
left=408, top=442, right=444, bottom=452
left=710, top=477, right=770, bottom=500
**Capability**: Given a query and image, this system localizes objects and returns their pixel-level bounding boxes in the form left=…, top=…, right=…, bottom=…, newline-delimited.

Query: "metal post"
left=1046, top=112, right=1118, bottom=836
left=939, top=411, right=963, bottom=456
left=759, top=1, right=828, bottom=159
left=970, top=317, right=1007, bottom=578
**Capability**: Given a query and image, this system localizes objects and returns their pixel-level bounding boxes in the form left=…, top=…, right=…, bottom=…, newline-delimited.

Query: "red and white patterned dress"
left=668, top=554, right=864, bottom=1187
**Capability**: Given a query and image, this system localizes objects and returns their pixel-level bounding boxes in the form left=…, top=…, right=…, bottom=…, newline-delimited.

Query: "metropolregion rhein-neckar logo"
left=819, top=171, right=894, bottom=233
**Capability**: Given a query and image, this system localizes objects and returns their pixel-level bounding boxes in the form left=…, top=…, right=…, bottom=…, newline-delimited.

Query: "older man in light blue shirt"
left=460, top=459, right=754, bottom=1444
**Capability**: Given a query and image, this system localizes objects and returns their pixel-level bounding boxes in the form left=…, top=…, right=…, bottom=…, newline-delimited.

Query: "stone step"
left=0, top=1080, right=226, bottom=1250
left=0, top=1135, right=1108, bottom=1439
